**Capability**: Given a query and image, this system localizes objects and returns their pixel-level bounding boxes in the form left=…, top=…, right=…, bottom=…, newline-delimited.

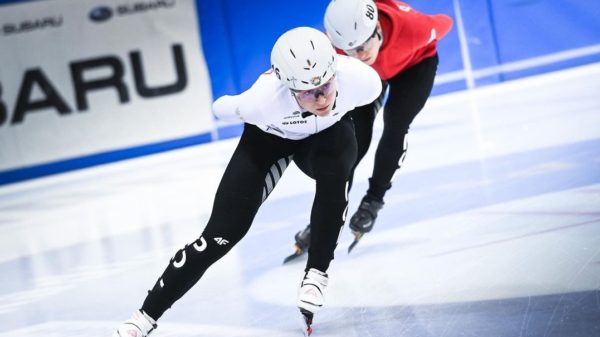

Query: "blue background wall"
left=192, top=0, right=599, bottom=139
left=194, top=0, right=600, bottom=99
left=195, top=0, right=460, bottom=100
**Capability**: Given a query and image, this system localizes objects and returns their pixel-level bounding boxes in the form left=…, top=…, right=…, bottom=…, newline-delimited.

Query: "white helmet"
left=324, top=0, right=378, bottom=50
left=270, top=27, right=337, bottom=91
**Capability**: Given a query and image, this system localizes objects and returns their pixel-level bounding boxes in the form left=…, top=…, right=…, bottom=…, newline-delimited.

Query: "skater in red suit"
left=112, top=27, right=381, bottom=337
left=287, top=0, right=453, bottom=256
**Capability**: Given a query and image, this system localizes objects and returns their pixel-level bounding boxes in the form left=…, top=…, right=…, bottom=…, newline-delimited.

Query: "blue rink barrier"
left=0, top=133, right=213, bottom=186
left=198, top=0, right=600, bottom=140
left=196, top=0, right=600, bottom=99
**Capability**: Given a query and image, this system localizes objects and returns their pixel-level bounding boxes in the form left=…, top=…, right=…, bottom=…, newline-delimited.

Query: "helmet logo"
left=304, top=59, right=316, bottom=70
left=311, top=76, right=322, bottom=86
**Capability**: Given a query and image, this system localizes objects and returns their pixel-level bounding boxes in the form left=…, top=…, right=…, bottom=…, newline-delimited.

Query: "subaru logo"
left=89, top=6, right=113, bottom=23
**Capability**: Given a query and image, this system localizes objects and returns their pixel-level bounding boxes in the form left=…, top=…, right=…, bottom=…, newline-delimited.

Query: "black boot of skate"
left=283, top=224, right=311, bottom=264
left=348, top=196, right=384, bottom=253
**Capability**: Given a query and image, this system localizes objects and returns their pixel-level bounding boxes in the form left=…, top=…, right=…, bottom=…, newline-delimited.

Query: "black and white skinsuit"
left=140, top=55, right=382, bottom=320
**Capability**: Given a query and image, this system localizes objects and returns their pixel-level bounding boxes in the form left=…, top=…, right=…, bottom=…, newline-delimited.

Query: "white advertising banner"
left=0, top=0, right=215, bottom=173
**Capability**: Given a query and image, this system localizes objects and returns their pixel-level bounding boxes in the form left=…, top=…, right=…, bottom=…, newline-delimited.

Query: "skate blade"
left=347, top=232, right=364, bottom=254
left=299, top=309, right=313, bottom=336
left=283, top=245, right=305, bottom=264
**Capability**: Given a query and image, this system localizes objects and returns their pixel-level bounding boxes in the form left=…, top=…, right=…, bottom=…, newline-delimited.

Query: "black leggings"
left=349, top=54, right=439, bottom=199
left=141, top=115, right=357, bottom=319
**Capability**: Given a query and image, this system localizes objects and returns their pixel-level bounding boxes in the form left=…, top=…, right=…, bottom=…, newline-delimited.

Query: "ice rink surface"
left=1, top=63, right=599, bottom=337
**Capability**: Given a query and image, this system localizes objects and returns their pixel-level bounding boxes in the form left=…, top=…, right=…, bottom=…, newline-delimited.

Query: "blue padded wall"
left=196, top=0, right=599, bottom=100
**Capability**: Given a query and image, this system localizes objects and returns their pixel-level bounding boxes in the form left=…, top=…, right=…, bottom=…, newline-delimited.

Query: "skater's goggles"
left=291, top=75, right=336, bottom=103
left=344, top=28, right=379, bottom=56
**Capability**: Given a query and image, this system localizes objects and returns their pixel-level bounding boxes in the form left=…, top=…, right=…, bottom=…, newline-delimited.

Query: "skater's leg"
left=348, top=81, right=387, bottom=191
left=293, top=116, right=356, bottom=334
left=347, top=55, right=438, bottom=251
left=295, top=115, right=357, bottom=272
left=284, top=84, right=386, bottom=263
left=367, top=55, right=438, bottom=200
left=141, top=125, right=293, bottom=320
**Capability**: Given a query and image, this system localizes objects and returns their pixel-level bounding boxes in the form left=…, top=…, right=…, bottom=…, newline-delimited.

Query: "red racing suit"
left=370, top=0, right=453, bottom=80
